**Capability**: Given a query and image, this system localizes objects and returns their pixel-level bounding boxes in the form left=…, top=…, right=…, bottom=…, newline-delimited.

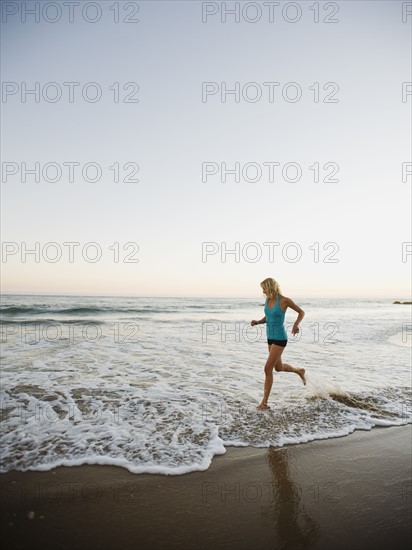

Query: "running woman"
left=251, top=277, right=306, bottom=410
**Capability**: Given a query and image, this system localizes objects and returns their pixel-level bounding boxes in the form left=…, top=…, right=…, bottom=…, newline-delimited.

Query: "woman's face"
left=261, top=287, right=266, bottom=295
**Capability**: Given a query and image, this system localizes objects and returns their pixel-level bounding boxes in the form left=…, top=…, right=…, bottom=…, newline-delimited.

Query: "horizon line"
left=1, top=291, right=410, bottom=301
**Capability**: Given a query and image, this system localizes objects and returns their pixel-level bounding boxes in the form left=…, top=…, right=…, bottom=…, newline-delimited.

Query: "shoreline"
left=1, top=424, right=411, bottom=549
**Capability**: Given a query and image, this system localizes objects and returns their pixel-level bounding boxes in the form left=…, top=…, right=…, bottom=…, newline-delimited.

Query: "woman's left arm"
left=284, top=297, right=305, bottom=335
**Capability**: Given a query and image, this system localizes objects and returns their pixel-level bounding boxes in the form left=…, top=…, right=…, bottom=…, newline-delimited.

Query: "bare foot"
left=298, top=368, right=306, bottom=386
left=256, top=403, right=270, bottom=410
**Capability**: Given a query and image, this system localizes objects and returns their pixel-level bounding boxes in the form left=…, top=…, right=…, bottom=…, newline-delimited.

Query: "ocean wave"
left=0, top=306, right=177, bottom=316
left=0, top=319, right=106, bottom=326
left=0, top=304, right=257, bottom=318
left=1, top=295, right=410, bottom=475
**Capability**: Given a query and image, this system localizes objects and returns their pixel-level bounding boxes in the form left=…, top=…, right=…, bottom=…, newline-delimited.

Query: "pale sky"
left=1, top=0, right=411, bottom=298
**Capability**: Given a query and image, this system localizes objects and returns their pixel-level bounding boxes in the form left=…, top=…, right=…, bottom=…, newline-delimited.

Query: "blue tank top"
left=264, top=294, right=287, bottom=340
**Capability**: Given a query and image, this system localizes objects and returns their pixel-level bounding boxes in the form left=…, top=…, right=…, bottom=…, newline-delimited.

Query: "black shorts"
left=267, top=339, right=287, bottom=347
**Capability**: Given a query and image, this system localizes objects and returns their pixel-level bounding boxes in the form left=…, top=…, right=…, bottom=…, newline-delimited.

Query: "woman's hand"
left=251, top=320, right=259, bottom=326
left=292, top=323, right=300, bottom=336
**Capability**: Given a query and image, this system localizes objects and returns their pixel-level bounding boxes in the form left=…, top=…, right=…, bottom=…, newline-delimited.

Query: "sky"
left=1, top=0, right=411, bottom=298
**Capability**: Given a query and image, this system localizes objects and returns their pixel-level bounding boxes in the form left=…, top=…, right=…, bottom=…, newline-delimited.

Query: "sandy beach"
left=1, top=425, right=411, bottom=550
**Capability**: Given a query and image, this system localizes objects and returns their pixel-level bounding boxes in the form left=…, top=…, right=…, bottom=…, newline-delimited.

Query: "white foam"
left=305, top=373, right=348, bottom=399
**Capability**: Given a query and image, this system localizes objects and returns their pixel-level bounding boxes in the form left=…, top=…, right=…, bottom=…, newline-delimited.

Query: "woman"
left=251, top=277, right=306, bottom=410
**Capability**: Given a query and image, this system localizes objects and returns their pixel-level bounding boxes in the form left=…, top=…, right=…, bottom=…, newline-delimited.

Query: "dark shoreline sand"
left=1, top=425, right=411, bottom=550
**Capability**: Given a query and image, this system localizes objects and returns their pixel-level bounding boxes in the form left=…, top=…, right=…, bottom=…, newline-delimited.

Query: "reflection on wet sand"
left=264, top=446, right=320, bottom=549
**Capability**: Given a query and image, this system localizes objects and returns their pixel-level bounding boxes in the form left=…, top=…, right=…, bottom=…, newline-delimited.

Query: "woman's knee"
left=264, top=364, right=273, bottom=375
left=274, top=360, right=283, bottom=372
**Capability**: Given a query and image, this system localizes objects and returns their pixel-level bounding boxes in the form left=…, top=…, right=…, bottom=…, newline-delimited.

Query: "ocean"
left=1, top=294, right=411, bottom=475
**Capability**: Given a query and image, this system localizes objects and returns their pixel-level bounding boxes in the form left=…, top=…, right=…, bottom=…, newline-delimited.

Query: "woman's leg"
left=257, top=344, right=285, bottom=409
left=275, top=357, right=306, bottom=385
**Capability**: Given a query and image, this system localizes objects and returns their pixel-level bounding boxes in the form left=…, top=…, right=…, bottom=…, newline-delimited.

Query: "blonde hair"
left=260, top=277, right=281, bottom=299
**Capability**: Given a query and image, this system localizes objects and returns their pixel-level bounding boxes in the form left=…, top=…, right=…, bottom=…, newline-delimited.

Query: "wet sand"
left=1, top=425, right=411, bottom=550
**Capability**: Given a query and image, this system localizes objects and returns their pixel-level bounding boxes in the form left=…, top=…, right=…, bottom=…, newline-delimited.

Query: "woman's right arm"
left=251, top=316, right=266, bottom=326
